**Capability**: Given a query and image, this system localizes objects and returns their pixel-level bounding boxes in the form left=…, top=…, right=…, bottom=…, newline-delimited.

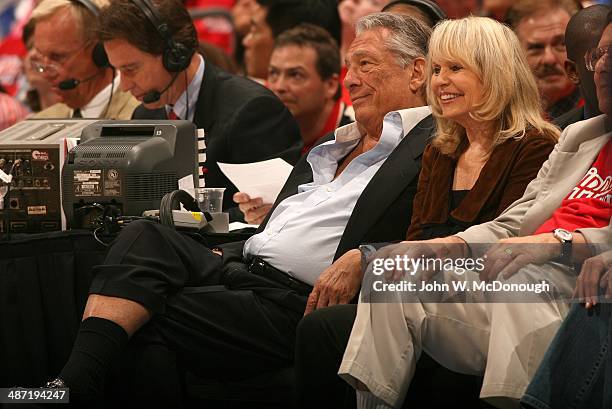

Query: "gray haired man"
left=41, top=13, right=434, bottom=406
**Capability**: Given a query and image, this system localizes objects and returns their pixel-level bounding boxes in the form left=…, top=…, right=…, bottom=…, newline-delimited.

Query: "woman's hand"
left=479, top=235, right=560, bottom=282
left=480, top=232, right=591, bottom=282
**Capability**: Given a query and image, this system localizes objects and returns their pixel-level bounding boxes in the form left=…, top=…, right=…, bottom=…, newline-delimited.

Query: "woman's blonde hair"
left=426, top=16, right=559, bottom=156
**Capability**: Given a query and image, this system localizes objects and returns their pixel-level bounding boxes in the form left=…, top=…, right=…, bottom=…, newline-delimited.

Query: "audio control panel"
left=0, top=148, right=61, bottom=233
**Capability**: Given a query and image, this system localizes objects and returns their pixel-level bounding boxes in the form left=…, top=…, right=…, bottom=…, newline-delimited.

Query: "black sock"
left=58, top=317, right=129, bottom=397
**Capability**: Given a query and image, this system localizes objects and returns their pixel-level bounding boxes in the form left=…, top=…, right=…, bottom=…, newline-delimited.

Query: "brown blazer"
left=406, top=130, right=557, bottom=240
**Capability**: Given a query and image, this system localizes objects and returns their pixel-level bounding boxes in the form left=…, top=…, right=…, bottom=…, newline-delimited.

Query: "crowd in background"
left=0, top=0, right=606, bottom=130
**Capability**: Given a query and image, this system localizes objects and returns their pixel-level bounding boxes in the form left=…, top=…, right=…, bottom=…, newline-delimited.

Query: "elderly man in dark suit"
left=44, top=12, right=435, bottom=404
left=98, top=0, right=302, bottom=218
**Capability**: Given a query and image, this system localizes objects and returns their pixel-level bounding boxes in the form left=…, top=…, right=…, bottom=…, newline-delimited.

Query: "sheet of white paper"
left=229, top=222, right=259, bottom=231
left=178, top=174, right=195, bottom=210
left=218, top=158, right=293, bottom=204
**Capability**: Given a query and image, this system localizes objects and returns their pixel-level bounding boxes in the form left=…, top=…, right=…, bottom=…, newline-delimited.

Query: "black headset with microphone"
left=59, top=0, right=110, bottom=90
left=71, top=0, right=110, bottom=68
left=58, top=72, right=104, bottom=90
left=131, top=0, right=195, bottom=103
left=131, top=0, right=194, bottom=73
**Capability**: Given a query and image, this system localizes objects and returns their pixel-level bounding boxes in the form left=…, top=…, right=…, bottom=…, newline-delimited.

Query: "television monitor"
left=62, top=120, right=198, bottom=228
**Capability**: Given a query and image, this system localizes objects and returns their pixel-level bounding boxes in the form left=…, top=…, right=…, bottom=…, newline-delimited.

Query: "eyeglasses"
left=30, top=54, right=63, bottom=76
left=584, top=45, right=611, bottom=72
left=29, top=44, right=90, bottom=76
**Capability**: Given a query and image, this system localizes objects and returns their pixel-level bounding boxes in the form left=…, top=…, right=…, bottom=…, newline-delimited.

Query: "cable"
left=73, top=202, right=106, bottom=230
left=2, top=182, right=11, bottom=241
left=75, top=190, right=203, bottom=245
left=74, top=203, right=106, bottom=215
left=184, top=69, right=189, bottom=121
left=159, top=189, right=201, bottom=228
left=101, top=67, right=116, bottom=118
left=93, top=226, right=109, bottom=247
left=1, top=159, right=22, bottom=241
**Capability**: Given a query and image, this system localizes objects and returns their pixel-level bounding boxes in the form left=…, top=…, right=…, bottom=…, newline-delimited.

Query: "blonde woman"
left=334, top=17, right=577, bottom=409
left=405, top=14, right=560, bottom=241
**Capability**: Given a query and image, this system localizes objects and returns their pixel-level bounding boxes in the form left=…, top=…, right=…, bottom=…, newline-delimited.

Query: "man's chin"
left=540, top=83, right=576, bottom=104
left=603, top=104, right=610, bottom=120
left=281, top=101, right=297, bottom=112
left=538, top=75, right=570, bottom=87
left=61, top=98, right=81, bottom=110
left=596, top=91, right=609, bottom=117
left=51, top=89, right=65, bottom=103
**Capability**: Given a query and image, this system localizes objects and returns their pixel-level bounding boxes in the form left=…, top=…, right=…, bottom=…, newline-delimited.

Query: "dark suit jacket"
left=249, top=114, right=435, bottom=262
left=132, top=62, right=302, bottom=214
left=405, top=130, right=557, bottom=240
left=553, top=106, right=585, bottom=131
left=337, top=112, right=354, bottom=131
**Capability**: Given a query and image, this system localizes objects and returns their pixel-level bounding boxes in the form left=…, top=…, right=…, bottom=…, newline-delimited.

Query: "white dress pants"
left=338, top=262, right=575, bottom=408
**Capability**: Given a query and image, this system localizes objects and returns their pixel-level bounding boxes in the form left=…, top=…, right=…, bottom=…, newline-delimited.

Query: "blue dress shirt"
left=242, top=106, right=431, bottom=285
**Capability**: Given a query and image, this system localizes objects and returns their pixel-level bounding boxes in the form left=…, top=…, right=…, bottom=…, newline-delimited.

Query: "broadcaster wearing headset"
left=97, top=0, right=302, bottom=218
left=31, top=0, right=139, bottom=119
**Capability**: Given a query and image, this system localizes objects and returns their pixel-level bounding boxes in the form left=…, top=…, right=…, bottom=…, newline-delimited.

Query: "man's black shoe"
left=41, top=377, right=101, bottom=408
left=44, top=378, right=68, bottom=389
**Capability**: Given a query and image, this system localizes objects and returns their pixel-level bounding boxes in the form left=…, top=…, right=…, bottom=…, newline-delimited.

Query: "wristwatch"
left=552, top=228, right=573, bottom=264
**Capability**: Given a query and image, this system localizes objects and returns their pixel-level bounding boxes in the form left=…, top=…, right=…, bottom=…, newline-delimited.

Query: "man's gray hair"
left=355, top=12, right=431, bottom=67
left=31, top=0, right=110, bottom=42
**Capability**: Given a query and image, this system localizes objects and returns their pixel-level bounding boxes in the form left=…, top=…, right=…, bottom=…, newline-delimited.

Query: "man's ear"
left=564, top=59, right=580, bottom=85
left=408, top=57, right=427, bottom=93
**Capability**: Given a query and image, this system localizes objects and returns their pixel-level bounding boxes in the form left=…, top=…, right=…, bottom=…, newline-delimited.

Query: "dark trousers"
left=295, top=305, right=358, bottom=409
left=89, top=220, right=309, bottom=381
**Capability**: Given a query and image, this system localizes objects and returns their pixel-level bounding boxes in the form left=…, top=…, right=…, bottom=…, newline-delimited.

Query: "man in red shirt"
left=236, top=23, right=353, bottom=224
left=267, top=24, right=353, bottom=155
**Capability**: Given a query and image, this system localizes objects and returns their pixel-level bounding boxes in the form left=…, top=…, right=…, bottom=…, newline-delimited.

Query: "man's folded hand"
left=304, top=249, right=363, bottom=316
